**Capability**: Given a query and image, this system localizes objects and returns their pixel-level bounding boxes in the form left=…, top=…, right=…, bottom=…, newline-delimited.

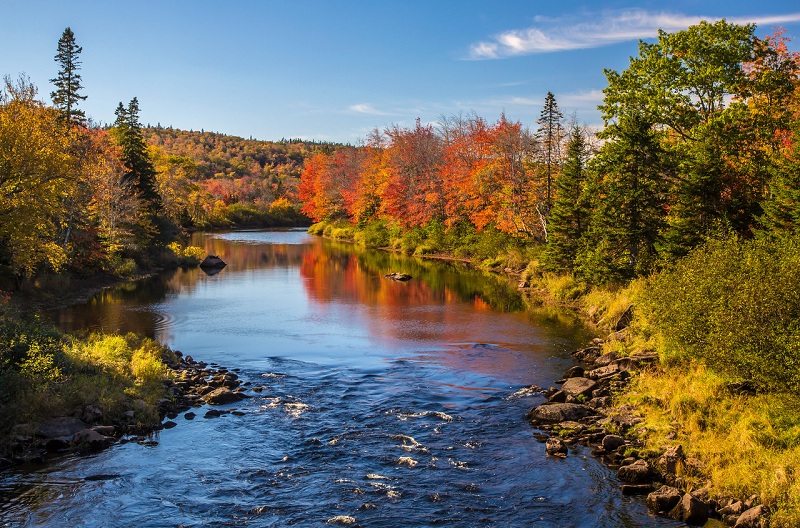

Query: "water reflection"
left=15, top=229, right=681, bottom=528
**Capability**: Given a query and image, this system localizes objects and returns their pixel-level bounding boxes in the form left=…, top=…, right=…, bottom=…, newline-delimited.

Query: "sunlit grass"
left=620, top=363, right=800, bottom=527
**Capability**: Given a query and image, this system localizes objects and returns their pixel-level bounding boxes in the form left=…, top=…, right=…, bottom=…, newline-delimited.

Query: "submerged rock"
left=202, top=387, right=245, bottom=405
left=199, top=255, right=226, bottom=269
left=384, top=272, right=412, bottom=281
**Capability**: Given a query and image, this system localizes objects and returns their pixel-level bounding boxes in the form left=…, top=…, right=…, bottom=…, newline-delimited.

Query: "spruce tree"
left=576, top=112, right=671, bottom=283
left=545, top=124, right=590, bottom=271
left=50, top=27, right=87, bottom=124
left=536, top=92, right=565, bottom=212
left=114, top=98, right=160, bottom=209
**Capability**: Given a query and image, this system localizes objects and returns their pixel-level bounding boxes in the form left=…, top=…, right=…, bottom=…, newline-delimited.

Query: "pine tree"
left=576, top=112, right=671, bottom=283
left=114, top=98, right=159, bottom=209
left=536, top=92, right=565, bottom=212
left=50, top=27, right=87, bottom=124
left=545, top=124, right=590, bottom=271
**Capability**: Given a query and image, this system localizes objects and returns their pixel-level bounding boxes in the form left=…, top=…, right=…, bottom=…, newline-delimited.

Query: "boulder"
left=545, top=437, right=568, bottom=457
left=656, top=444, right=685, bottom=476
left=199, top=255, right=226, bottom=269
left=646, top=486, right=682, bottom=515
left=562, top=365, right=585, bottom=379
left=617, top=459, right=652, bottom=484
left=547, top=390, right=567, bottom=403
left=586, top=363, right=621, bottom=380
left=527, top=403, right=596, bottom=424
left=560, top=377, right=598, bottom=398
left=73, top=429, right=111, bottom=451
left=734, top=505, right=770, bottom=528
left=571, top=347, right=601, bottom=364
left=594, top=352, right=618, bottom=367
left=601, top=434, right=626, bottom=452
left=621, top=484, right=653, bottom=496
left=82, top=405, right=103, bottom=423
left=36, top=417, right=88, bottom=439
left=614, top=306, right=634, bottom=331
left=202, top=387, right=244, bottom=405
left=669, top=493, right=709, bottom=526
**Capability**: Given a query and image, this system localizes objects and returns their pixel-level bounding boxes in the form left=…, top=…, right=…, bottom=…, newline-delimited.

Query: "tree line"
left=299, top=21, right=800, bottom=283
left=0, top=28, right=328, bottom=287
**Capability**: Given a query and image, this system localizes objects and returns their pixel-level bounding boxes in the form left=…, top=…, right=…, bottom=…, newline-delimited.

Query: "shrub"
left=640, top=235, right=800, bottom=391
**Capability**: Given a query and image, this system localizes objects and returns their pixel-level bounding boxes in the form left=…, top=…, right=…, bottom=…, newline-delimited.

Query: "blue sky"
left=2, top=1, right=800, bottom=143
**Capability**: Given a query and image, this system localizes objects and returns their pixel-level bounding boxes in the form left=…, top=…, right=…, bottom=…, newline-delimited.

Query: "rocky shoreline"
left=526, top=336, right=770, bottom=527
left=0, top=351, right=254, bottom=471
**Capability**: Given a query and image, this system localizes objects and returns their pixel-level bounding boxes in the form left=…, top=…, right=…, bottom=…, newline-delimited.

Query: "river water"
left=0, top=229, right=678, bottom=527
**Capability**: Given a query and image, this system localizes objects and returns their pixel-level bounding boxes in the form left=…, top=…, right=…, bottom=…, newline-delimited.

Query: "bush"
left=641, top=235, right=800, bottom=391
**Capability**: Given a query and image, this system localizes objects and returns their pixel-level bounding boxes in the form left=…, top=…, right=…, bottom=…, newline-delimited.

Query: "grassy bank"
left=310, top=219, right=800, bottom=525
left=0, top=306, right=177, bottom=456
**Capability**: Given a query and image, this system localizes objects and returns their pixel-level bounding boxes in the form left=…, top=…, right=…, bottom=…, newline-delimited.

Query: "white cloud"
left=469, top=10, right=800, bottom=59
left=348, top=103, right=390, bottom=116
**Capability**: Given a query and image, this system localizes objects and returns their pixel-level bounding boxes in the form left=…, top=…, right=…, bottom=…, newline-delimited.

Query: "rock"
left=617, top=459, right=652, bottom=484
left=572, top=347, right=601, bottom=364
left=384, top=272, right=412, bottom=281
left=615, top=353, right=658, bottom=372
left=527, top=403, right=596, bottom=424
left=91, top=425, right=116, bottom=436
left=656, top=444, right=685, bottom=476
left=202, top=387, right=245, bottom=405
left=82, top=405, right=103, bottom=423
left=563, top=365, right=585, bottom=378
left=36, top=417, right=88, bottom=439
left=720, top=500, right=746, bottom=517
left=646, top=486, right=682, bottom=514
left=601, top=434, right=626, bottom=452
left=560, top=377, right=598, bottom=398
left=586, top=363, right=622, bottom=379
left=199, top=255, right=226, bottom=269
left=73, top=429, right=111, bottom=450
left=669, top=492, right=709, bottom=526
left=734, top=505, right=770, bottom=528
left=587, top=396, right=612, bottom=409
left=614, top=306, right=634, bottom=331
left=45, top=438, right=71, bottom=452
left=162, top=421, right=177, bottom=429
left=204, top=409, right=221, bottom=418
left=621, top=484, right=653, bottom=496
left=545, top=437, right=568, bottom=457
left=184, top=412, right=196, bottom=420
left=594, top=352, right=618, bottom=367
left=547, top=390, right=567, bottom=403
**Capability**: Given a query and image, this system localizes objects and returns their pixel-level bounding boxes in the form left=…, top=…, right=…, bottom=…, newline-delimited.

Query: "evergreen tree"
left=576, top=112, right=671, bottom=283
left=50, top=27, right=87, bottom=124
left=544, top=124, right=590, bottom=271
left=535, top=92, right=565, bottom=212
left=114, top=98, right=160, bottom=209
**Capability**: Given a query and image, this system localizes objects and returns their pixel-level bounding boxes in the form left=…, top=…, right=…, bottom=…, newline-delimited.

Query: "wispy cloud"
left=469, top=10, right=800, bottom=59
left=348, top=103, right=391, bottom=116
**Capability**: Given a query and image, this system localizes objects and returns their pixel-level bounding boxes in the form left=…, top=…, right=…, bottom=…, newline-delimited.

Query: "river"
left=0, top=229, right=678, bottom=527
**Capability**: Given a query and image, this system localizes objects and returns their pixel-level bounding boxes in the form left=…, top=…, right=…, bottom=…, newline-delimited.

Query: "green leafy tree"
left=50, top=27, right=87, bottom=125
left=599, top=20, right=798, bottom=258
left=544, top=123, right=590, bottom=270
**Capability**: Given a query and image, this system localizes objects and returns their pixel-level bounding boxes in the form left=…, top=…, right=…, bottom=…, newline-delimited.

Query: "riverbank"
left=308, top=221, right=799, bottom=527
left=0, top=318, right=251, bottom=468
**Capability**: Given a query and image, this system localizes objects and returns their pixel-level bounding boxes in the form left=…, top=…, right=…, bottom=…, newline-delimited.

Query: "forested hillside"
left=143, top=127, right=339, bottom=227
